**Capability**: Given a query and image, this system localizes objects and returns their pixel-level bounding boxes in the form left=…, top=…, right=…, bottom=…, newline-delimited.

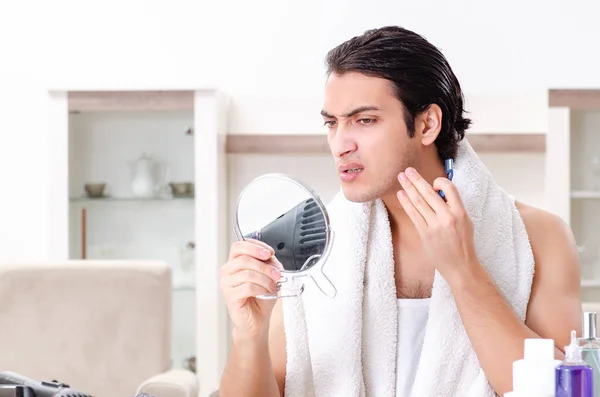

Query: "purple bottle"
left=556, top=330, right=594, bottom=397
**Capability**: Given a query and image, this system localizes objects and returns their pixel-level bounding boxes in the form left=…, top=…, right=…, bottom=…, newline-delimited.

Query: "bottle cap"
left=524, top=338, right=555, bottom=361
left=565, top=329, right=582, bottom=362
left=583, top=312, right=597, bottom=339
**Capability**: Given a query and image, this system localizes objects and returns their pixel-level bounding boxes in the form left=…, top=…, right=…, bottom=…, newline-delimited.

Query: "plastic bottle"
left=579, top=312, right=600, bottom=396
left=504, top=338, right=561, bottom=397
left=555, top=330, right=593, bottom=397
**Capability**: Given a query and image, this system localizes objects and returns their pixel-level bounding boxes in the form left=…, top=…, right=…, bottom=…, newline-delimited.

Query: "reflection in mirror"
left=234, top=173, right=336, bottom=299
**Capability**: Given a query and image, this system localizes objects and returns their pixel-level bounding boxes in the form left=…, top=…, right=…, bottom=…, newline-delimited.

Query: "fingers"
left=227, top=267, right=279, bottom=295
left=222, top=253, right=282, bottom=278
left=220, top=255, right=282, bottom=299
left=405, top=167, right=448, bottom=212
left=230, top=282, right=275, bottom=301
left=266, top=255, right=285, bottom=271
left=398, top=171, right=435, bottom=224
left=397, top=189, right=427, bottom=231
left=244, top=238, right=276, bottom=254
left=433, top=177, right=464, bottom=212
left=228, top=239, right=275, bottom=262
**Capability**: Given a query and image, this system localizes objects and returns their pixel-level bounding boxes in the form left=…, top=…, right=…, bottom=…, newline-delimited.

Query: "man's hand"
left=395, top=166, right=582, bottom=396
left=396, top=166, right=480, bottom=284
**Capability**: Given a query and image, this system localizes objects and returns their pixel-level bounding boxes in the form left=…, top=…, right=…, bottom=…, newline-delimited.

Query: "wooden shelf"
left=68, top=90, right=194, bottom=112
left=69, top=196, right=194, bottom=202
left=571, top=191, right=600, bottom=199
left=227, top=134, right=330, bottom=153
left=226, top=133, right=546, bottom=154
left=549, top=89, right=600, bottom=109
left=581, top=279, right=600, bottom=287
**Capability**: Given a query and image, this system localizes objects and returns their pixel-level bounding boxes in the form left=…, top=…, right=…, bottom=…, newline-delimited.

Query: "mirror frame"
left=233, top=173, right=336, bottom=299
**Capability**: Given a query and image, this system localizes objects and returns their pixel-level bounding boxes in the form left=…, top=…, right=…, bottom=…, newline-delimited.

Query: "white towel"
left=281, top=138, right=535, bottom=397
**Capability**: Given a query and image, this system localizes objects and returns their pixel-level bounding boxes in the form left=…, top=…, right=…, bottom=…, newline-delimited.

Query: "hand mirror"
left=234, top=173, right=336, bottom=299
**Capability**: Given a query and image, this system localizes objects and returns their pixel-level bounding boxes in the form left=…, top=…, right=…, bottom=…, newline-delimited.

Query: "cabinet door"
left=66, top=90, right=199, bottom=371
left=549, top=90, right=600, bottom=298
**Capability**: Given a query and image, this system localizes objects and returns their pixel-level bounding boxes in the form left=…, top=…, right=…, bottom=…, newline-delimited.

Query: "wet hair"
left=325, top=25, right=471, bottom=161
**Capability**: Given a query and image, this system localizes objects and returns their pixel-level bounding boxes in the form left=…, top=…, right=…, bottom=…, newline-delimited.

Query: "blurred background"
left=1, top=0, right=600, bottom=396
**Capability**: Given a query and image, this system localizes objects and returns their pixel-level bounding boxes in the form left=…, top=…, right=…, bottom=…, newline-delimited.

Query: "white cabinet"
left=547, top=90, right=600, bottom=300
left=69, top=107, right=197, bottom=371
left=49, top=89, right=230, bottom=396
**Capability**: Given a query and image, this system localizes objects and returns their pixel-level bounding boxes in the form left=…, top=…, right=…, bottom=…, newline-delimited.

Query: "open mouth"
left=344, top=168, right=363, bottom=173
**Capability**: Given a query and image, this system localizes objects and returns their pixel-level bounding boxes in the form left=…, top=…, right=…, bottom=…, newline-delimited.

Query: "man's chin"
left=340, top=186, right=375, bottom=203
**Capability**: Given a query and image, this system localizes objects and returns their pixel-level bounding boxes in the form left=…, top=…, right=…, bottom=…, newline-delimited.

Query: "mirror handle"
left=308, top=229, right=337, bottom=298
left=256, top=277, right=304, bottom=300
left=310, top=271, right=337, bottom=298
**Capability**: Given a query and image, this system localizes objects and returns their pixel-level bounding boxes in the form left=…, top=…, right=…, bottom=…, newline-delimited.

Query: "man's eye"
left=358, top=118, right=375, bottom=125
left=324, top=120, right=336, bottom=128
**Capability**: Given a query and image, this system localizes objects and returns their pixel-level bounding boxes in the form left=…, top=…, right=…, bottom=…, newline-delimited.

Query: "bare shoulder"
left=515, top=200, right=579, bottom=285
left=515, top=200, right=582, bottom=348
left=269, top=299, right=287, bottom=397
left=515, top=201, right=577, bottom=252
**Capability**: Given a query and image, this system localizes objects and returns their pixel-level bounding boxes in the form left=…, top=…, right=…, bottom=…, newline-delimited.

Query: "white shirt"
left=396, top=298, right=430, bottom=396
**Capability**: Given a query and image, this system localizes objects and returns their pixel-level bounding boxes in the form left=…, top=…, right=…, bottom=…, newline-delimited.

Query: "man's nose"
left=331, top=128, right=357, bottom=158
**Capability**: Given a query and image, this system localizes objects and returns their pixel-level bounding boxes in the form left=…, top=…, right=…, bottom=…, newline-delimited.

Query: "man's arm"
left=396, top=169, right=581, bottom=396
left=269, top=299, right=288, bottom=396
left=220, top=300, right=287, bottom=397
left=449, top=202, right=581, bottom=396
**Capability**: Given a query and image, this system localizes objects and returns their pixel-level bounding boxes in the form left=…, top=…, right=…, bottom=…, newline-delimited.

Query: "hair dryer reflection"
left=0, top=371, right=91, bottom=397
left=0, top=370, right=158, bottom=397
left=244, top=197, right=327, bottom=272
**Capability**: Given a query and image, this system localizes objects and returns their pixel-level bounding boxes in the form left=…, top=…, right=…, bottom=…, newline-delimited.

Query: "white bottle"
left=504, top=338, right=561, bottom=397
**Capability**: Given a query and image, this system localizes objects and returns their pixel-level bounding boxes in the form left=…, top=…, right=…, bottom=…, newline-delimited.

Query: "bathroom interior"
left=2, top=1, right=600, bottom=396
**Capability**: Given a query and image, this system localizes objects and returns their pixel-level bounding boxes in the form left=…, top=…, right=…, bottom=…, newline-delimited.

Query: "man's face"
left=322, top=72, right=418, bottom=203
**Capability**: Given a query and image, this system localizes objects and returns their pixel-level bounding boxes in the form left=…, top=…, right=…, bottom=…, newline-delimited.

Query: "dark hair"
left=325, top=26, right=471, bottom=161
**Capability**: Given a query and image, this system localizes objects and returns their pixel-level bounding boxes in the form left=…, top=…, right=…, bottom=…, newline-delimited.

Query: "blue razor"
left=438, top=158, right=454, bottom=200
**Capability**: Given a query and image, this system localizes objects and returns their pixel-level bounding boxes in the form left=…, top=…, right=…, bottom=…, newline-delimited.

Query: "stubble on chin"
left=341, top=171, right=399, bottom=203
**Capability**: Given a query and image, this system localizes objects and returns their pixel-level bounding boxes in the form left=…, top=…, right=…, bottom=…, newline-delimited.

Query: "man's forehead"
left=322, top=74, right=396, bottom=116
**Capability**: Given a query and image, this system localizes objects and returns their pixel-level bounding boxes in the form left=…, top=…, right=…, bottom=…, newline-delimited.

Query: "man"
left=218, top=26, right=582, bottom=396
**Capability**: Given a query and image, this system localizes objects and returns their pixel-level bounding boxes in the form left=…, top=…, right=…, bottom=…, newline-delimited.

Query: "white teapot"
left=129, top=153, right=164, bottom=198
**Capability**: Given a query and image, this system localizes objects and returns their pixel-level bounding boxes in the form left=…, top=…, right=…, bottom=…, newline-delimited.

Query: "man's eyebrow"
left=320, top=106, right=380, bottom=118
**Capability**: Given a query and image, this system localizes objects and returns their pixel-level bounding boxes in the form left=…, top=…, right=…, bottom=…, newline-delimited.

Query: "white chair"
left=0, top=260, right=198, bottom=397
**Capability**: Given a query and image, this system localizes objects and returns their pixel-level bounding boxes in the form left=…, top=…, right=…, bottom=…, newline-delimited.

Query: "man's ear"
left=416, top=104, right=442, bottom=146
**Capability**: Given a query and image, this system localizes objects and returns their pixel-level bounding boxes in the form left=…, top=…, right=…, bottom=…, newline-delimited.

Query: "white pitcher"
left=129, top=153, right=164, bottom=198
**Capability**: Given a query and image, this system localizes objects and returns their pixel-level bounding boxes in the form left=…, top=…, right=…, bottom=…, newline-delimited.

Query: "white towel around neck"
left=281, top=138, right=535, bottom=397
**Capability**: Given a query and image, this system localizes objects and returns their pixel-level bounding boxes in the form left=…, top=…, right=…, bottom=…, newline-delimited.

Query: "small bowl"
left=183, top=356, right=196, bottom=373
left=169, top=182, right=194, bottom=197
left=84, top=183, right=106, bottom=198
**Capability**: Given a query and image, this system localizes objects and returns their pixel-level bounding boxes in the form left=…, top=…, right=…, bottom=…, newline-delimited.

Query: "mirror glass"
left=234, top=173, right=336, bottom=299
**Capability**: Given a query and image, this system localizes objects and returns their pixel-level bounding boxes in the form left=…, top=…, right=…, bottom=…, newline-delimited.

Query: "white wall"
left=4, top=0, right=600, bottom=259
left=2, top=0, right=599, bottom=262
